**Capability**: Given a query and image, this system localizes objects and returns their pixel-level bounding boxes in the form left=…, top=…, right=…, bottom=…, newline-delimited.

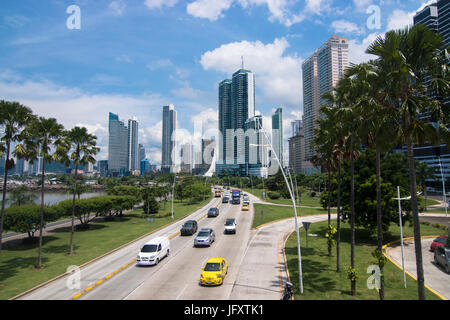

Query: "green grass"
left=285, top=220, right=444, bottom=300
left=252, top=203, right=335, bottom=229
left=0, top=197, right=212, bottom=300
left=243, top=188, right=322, bottom=207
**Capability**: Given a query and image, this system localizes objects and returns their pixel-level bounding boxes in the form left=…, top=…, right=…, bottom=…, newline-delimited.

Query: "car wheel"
left=155, top=258, right=159, bottom=265
left=166, top=249, right=170, bottom=257
left=446, top=264, right=450, bottom=274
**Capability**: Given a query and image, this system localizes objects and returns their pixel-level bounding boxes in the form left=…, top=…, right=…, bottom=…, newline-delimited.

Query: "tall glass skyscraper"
left=412, top=0, right=449, bottom=192
left=271, top=107, right=283, bottom=171
left=127, top=119, right=139, bottom=172
left=108, top=112, right=128, bottom=175
left=216, top=68, right=256, bottom=176
left=161, top=104, right=176, bottom=173
left=302, top=34, right=349, bottom=174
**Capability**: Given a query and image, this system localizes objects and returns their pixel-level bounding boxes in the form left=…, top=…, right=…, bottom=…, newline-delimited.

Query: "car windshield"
left=436, top=238, right=447, bottom=243
left=141, top=244, right=158, bottom=253
left=204, top=262, right=221, bottom=271
left=183, top=222, right=193, bottom=227
left=208, top=208, right=216, bottom=212
left=198, top=231, right=210, bottom=237
left=225, top=220, right=235, bottom=226
left=446, top=251, right=450, bottom=260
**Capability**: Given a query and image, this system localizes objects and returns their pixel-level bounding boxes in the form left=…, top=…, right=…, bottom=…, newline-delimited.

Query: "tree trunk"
left=38, top=159, right=46, bottom=268
left=69, top=162, right=79, bottom=256
left=406, top=129, right=426, bottom=300
left=350, top=137, right=356, bottom=296
left=336, top=155, right=341, bottom=273
left=376, top=148, right=384, bottom=300
left=327, top=168, right=332, bottom=257
left=0, top=142, right=11, bottom=253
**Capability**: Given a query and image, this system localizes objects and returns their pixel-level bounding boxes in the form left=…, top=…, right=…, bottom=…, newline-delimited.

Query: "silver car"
left=194, top=228, right=215, bottom=247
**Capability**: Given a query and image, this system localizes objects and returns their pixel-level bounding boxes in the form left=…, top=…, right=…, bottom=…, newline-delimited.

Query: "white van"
left=136, top=236, right=170, bottom=266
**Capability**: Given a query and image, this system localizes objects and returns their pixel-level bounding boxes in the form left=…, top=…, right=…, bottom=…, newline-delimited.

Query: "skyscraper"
left=161, top=104, right=176, bottom=173
left=127, top=118, right=139, bottom=172
left=302, top=34, right=349, bottom=173
left=108, top=112, right=128, bottom=175
left=216, top=68, right=256, bottom=176
left=412, top=1, right=449, bottom=192
left=271, top=107, right=284, bottom=173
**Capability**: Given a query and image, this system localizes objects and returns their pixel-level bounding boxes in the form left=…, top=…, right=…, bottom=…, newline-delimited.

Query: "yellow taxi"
left=242, top=202, right=249, bottom=211
left=199, top=257, right=228, bottom=286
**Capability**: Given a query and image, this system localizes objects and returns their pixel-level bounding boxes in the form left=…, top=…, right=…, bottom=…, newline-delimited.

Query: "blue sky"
left=0, top=0, right=436, bottom=164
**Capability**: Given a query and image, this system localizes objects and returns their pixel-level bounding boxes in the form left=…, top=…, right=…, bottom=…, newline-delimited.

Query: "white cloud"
left=331, top=20, right=362, bottom=35
left=144, top=0, right=178, bottom=10
left=353, top=0, right=372, bottom=12
left=348, top=32, right=381, bottom=64
left=186, top=0, right=234, bottom=21
left=109, top=0, right=126, bottom=15
left=200, top=37, right=303, bottom=109
left=386, top=9, right=414, bottom=31
left=0, top=72, right=167, bottom=162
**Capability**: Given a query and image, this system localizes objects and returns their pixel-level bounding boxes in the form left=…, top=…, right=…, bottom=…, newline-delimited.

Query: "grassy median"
left=285, top=219, right=444, bottom=300
left=0, top=197, right=213, bottom=300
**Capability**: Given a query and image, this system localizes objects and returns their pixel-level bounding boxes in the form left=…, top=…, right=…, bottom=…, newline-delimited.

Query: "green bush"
left=268, top=191, right=281, bottom=200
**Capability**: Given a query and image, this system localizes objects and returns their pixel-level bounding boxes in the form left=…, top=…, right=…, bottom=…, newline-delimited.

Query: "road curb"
left=382, top=235, right=447, bottom=301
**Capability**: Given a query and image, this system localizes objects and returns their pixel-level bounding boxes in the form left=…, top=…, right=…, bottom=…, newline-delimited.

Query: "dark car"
left=180, top=220, right=198, bottom=236
left=430, top=236, right=448, bottom=252
left=222, top=196, right=229, bottom=204
left=434, top=246, right=450, bottom=274
left=208, top=207, right=219, bottom=217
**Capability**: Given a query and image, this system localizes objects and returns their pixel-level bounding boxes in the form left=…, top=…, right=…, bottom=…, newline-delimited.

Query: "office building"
left=138, top=144, right=146, bottom=163
left=302, top=34, right=349, bottom=173
left=216, top=68, right=257, bottom=176
left=108, top=112, right=128, bottom=175
left=271, top=107, right=284, bottom=173
left=245, top=115, right=268, bottom=177
left=412, top=0, right=449, bottom=192
left=291, top=120, right=302, bottom=137
left=127, top=119, right=139, bottom=172
left=161, top=104, right=177, bottom=173
left=180, top=143, right=194, bottom=173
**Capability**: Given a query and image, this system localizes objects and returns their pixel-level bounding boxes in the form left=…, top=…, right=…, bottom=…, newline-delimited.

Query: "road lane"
left=17, top=196, right=222, bottom=300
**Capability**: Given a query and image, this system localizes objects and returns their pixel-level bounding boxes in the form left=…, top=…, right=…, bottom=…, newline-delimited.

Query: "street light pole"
left=437, top=156, right=448, bottom=217
left=255, top=124, right=304, bottom=295
left=394, top=186, right=407, bottom=289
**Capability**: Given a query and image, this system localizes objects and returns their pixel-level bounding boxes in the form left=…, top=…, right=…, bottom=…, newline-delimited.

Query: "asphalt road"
left=16, top=190, right=332, bottom=300
left=385, top=237, right=450, bottom=300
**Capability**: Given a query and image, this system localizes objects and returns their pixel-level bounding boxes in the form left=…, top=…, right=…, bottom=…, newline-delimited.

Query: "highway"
left=16, top=189, right=331, bottom=300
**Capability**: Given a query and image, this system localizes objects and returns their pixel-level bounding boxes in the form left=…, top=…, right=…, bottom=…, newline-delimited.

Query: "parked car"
left=180, top=220, right=198, bottom=236
left=208, top=207, right=219, bottom=217
left=199, top=257, right=228, bottom=286
left=434, top=246, right=450, bottom=274
left=222, top=196, right=229, bottom=204
left=224, top=218, right=237, bottom=234
left=430, top=236, right=448, bottom=252
left=136, top=237, right=170, bottom=266
left=194, top=228, right=215, bottom=247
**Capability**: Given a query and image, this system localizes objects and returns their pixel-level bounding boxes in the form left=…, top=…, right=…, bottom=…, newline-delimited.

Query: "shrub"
left=268, top=191, right=281, bottom=200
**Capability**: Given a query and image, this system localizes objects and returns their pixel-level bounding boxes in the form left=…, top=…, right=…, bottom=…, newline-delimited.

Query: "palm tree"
left=61, top=127, right=99, bottom=256
left=346, top=61, right=398, bottom=300
left=334, top=73, right=364, bottom=296
left=0, top=101, right=35, bottom=252
left=366, top=24, right=450, bottom=300
left=16, top=117, right=65, bottom=268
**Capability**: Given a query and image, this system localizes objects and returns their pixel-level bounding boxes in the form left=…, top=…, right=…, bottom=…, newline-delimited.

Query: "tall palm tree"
left=366, top=24, right=450, bottom=300
left=334, top=73, right=364, bottom=296
left=61, top=127, right=99, bottom=255
left=346, top=61, right=397, bottom=300
left=16, top=117, right=65, bottom=268
left=0, top=101, right=35, bottom=252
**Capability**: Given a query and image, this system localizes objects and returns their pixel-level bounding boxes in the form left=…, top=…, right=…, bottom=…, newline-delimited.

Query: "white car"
left=137, top=236, right=170, bottom=266
left=224, top=218, right=237, bottom=234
